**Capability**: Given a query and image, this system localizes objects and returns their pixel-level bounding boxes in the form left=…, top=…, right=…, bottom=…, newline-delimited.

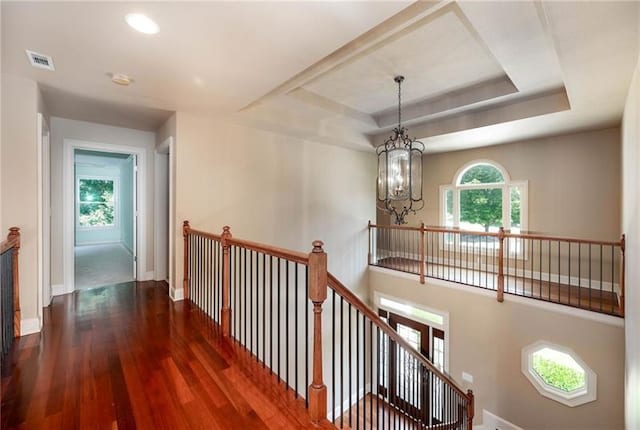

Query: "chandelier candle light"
left=376, top=76, right=425, bottom=224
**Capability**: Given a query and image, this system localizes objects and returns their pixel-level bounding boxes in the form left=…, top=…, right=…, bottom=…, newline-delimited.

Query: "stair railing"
left=1, top=227, right=21, bottom=358
left=183, top=221, right=473, bottom=429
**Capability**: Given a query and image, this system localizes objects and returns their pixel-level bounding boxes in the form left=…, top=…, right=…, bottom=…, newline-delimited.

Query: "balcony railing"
left=368, top=222, right=625, bottom=317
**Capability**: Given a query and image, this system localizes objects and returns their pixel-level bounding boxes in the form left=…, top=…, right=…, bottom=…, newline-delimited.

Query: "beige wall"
left=49, top=117, right=157, bottom=286
left=385, top=127, right=621, bottom=241
left=174, top=112, right=375, bottom=299
left=622, top=56, right=640, bottom=429
left=1, top=74, right=40, bottom=327
left=370, top=268, right=625, bottom=430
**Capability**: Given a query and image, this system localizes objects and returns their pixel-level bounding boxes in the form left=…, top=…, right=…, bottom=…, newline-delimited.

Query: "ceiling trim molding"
left=374, top=75, right=518, bottom=128
left=240, top=0, right=452, bottom=112
left=371, top=86, right=571, bottom=146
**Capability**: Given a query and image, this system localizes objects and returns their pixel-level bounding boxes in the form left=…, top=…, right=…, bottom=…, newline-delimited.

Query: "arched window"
left=440, top=160, right=527, bottom=234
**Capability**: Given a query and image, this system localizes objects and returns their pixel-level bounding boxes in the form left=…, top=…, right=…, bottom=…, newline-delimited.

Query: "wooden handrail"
left=225, top=236, right=310, bottom=265
left=186, top=225, right=309, bottom=264
left=327, top=272, right=471, bottom=401
left=369, top=222, right=623, bottom=246
left=188, top=227, right=222, bottom=242
left=1, top=227, right=21, bottom=338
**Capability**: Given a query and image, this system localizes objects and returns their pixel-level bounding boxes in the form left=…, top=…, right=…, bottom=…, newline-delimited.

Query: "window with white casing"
left=77, top=176, right=118, bottom=229
left=521, top=341, right=597, bottom=407
left=440, top=160, right=528, bottom=255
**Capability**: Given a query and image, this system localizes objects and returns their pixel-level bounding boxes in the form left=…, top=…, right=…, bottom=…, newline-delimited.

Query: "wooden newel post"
left=8, top=227, right=20, bottom=337
left=620, top=234, right=625, bottom=317
left=221, top=226, right=232, bottom=337
left=419, top=222, right=425, bottom=284
left=308, top=240, right=328, bottom=423
left=183, top=221, right=190, bottom=300
left=466, top=389, right=474, bottom=430
left=497, top=227, right=505, bottom=303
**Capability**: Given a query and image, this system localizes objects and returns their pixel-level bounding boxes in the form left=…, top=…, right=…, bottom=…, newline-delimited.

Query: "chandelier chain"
left=397, top=77, right=402, bottom=129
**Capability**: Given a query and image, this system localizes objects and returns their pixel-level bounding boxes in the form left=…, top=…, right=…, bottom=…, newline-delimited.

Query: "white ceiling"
left=2, top=1, right=638, bottom=151
left=1, top=1, right=410, bottom=130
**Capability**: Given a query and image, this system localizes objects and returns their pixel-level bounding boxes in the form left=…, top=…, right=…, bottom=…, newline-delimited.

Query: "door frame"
left=37, top=113, right=51, bottom=325
left=155, top=136, right=178, bottom=299
left=62, top=138, right=147, bottom=292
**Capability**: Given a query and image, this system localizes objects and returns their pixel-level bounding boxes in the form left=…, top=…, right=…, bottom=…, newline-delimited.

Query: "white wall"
left=173, top=112, right=375, bottom=300
left=622, top=55, right=640, bottom=429
left=50, top=117, right=156, bottom=285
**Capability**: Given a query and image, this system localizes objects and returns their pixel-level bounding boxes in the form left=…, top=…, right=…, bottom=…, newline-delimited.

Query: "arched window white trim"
left=440, top=159, right=528, bottom=234
left=521, top=341, right=597, bottom=407
left=453, top=159, right=511, bottom=185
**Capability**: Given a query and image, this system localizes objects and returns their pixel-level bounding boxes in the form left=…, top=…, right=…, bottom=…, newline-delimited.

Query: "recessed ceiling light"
left=110, top=73, right=132, bottom=86
left=125, top=13, right=159, bottom=34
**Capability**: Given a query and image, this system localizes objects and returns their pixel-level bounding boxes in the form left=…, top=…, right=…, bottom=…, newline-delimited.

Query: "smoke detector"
left=110, top=73, right=133, bottom=86
left=25, top=50, right=55, bottom=71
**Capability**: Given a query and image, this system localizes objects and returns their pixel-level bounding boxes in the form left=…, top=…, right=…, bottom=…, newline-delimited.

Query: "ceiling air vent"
left=25, top=50, right=55, bottom=71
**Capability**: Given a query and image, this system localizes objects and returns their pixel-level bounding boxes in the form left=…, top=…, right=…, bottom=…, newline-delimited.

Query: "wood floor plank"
left=1, top=281, right=334, bottom=429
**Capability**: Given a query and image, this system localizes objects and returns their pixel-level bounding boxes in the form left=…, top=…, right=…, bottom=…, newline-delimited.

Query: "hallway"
left=0, top=282, right=330, bottom=429
left=74, top=244, right=134, bottom=289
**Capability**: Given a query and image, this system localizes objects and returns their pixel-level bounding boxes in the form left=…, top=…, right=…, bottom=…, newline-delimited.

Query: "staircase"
left=183, top=221, right=474, bottom=430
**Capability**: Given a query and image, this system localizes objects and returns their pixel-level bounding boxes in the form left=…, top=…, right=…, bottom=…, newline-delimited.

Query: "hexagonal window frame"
left=521, top=341, right=597, bottom=407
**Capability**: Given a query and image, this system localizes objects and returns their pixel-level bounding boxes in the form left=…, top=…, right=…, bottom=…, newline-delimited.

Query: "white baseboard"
left=137, top=271, right=155, bottom=282
left=75, top=240, right=120, bottom=246
left=20, top=317, right=41, bottom=336
left=170, top=287, right=184, bottom=301
left=480, top=409, right=523, bottom=430
left=51, top=283, right=74, bottom=296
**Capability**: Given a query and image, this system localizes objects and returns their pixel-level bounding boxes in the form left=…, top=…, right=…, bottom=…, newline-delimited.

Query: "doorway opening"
left=73, top=149, right=136, bottom=289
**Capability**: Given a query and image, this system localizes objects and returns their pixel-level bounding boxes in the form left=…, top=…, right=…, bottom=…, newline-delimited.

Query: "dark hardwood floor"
left=1, top=281, right=334, bottom=429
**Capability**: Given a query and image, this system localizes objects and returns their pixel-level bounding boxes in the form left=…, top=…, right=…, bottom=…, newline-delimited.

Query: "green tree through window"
left=78, top=179, right=115, bottom=227
left=459, top=165, right=504, bottom=232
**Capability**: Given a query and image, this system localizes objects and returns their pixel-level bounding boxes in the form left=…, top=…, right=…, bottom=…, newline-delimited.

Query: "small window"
left=522, top=341, right=596, bottom=407
left=77, top=177, right=116, bottom=228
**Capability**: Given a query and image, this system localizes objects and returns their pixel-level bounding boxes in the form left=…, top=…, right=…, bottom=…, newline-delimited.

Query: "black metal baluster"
left=262, top=253, right=266, bottom=368
left=332, top=289, right=336, bottom=425
left=340, top=296, right=344, bottom=428
left=349, top=303, right=352, bottom=428
left=305, top=265, right=309, bottom=406
left=286, top=260, right=290, bottom=389
left=611, top=245, right=615, bottom=314
left=589, top=243, right=593, bottom=310
left=600, top=244, right=603, bottom=312
left=269, top=255, right=273, bottom=375
left=295, top=263, right=299, bottom=397
left=277, top=257, right=281, bottom=380
left=578, top=244, right=582, bottom=309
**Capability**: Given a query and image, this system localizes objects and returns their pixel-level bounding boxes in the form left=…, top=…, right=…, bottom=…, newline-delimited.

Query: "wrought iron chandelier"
left=376, top=76, right=425, bottom=225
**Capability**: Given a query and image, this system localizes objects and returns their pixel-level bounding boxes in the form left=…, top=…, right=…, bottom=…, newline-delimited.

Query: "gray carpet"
left=74, top=243, right=134, bottom=289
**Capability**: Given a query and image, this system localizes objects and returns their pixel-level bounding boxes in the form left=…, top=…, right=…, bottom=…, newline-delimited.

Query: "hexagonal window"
left=522, top=341, right=596, bottom=407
